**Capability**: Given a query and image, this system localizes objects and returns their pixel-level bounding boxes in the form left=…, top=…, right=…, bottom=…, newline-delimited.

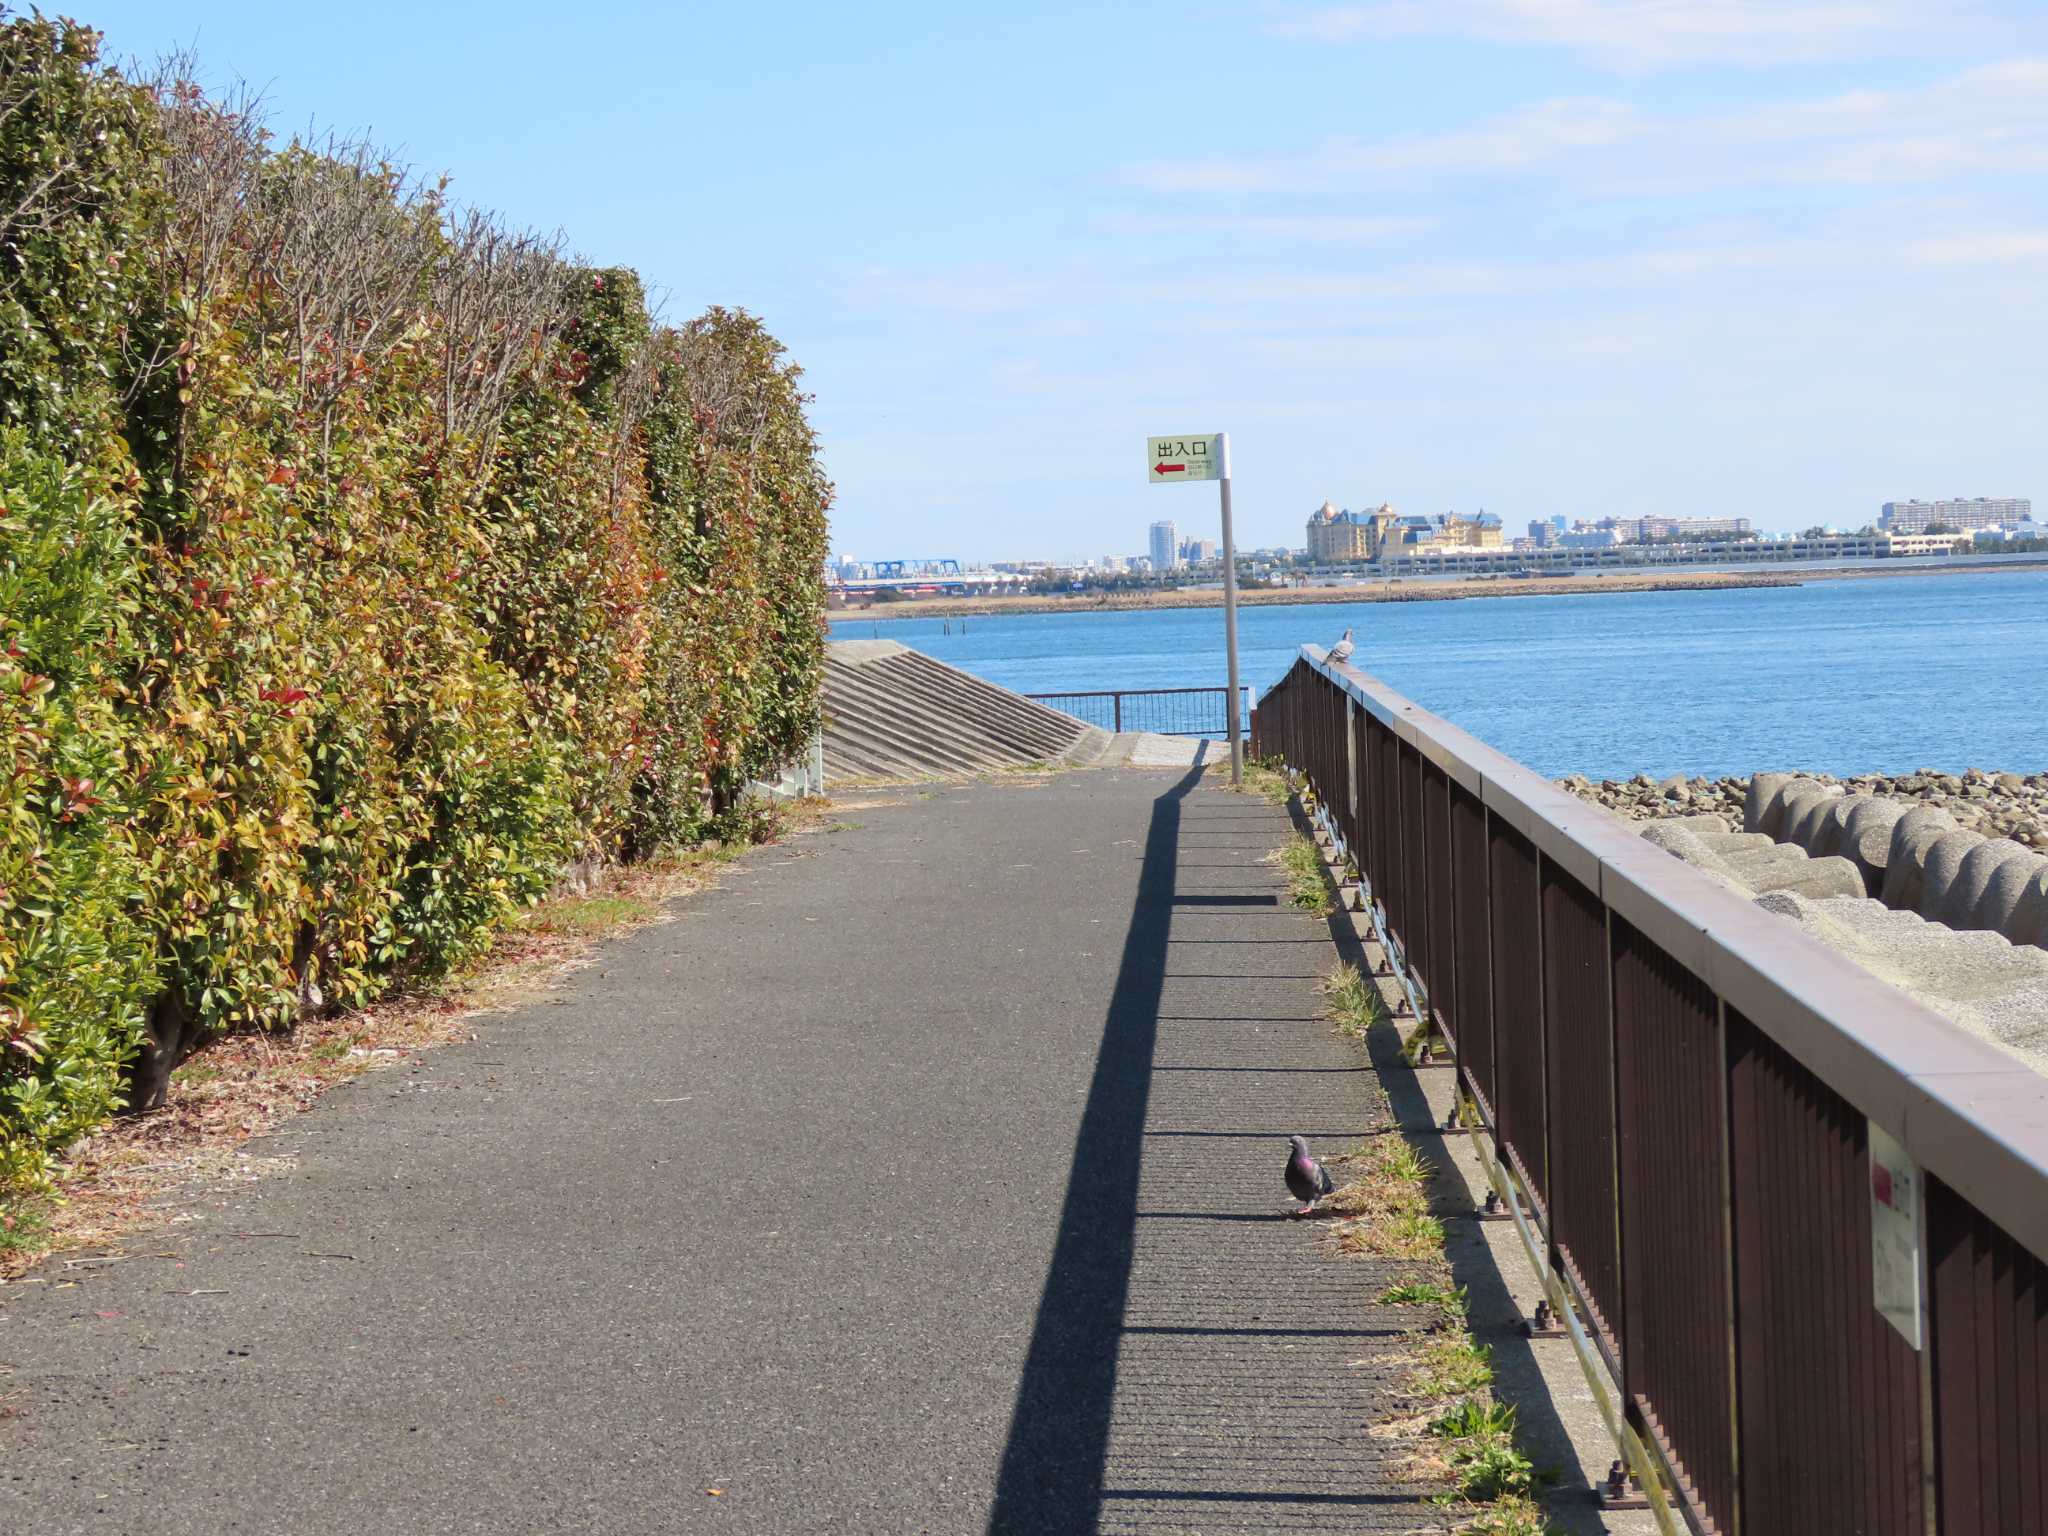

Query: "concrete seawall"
left=820, top=641, right=1217, bottom=783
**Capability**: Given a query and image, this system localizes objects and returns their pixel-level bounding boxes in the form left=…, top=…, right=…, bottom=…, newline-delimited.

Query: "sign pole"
left=1217, top=431, right=1243, bottom=786
left=1145, top=428, right=1241, bottom=786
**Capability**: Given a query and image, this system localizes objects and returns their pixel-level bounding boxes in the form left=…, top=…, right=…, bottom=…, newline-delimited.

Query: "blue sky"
left=84, top=1, right=2048, bottom=561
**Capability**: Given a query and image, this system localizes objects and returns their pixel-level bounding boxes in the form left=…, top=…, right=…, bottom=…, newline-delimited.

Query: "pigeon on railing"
left=1328, top=628, right=1354, bottom=663
left=1284, top=1134, right=1335, bottom=1215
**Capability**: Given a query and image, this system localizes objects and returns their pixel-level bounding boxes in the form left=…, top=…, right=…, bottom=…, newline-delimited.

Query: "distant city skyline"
left=837, top=491, right=2031, bottom=569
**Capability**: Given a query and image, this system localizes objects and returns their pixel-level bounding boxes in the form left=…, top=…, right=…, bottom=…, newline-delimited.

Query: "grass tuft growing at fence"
left=1318, top=958, right=1559, bottom=1533
left=1232, top=757, right=1293, bottom=805
left=1322, top=961, right=1384, bottom=1039
left=1273, top=835, right=1333, bottom=914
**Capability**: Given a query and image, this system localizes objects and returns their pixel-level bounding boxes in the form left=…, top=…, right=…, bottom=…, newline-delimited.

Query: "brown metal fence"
left=1250, top=646, right=2048, bottom=1536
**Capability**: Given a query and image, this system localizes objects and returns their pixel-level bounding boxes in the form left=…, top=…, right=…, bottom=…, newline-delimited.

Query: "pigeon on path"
left=1284, top=1134, right=1335, bottom=1216
left=1328, top=628, right=1354, bottom=663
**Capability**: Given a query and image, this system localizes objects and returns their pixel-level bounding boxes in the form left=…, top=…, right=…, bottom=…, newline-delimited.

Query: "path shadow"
left=985, top=765, right=1200, bottom=1534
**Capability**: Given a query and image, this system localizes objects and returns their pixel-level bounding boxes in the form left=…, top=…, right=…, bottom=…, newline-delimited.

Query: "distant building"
left=1674, top=516, right=1753, bottom=539
left=1885, top=532, right=1969, bottom=556
left=1149, top=520, right=1181, bottom=572
left=1180, top=537, right=1219, bottom=563
left=1578, top=515, right=1753, bottom=544
left=1527, top=520, right=1559, bottom=547
left=1436, top=512, right=1504, bottom=549
left=1306, top=501, right=1397, bottom=562
left=1880, top=497, right=2031, bottom=533
left=1306, top=501, right=1362, bottom=562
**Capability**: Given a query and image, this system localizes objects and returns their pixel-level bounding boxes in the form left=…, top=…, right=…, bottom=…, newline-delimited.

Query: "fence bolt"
left=1478, top=1188, right=1511, bottom=1223
left=1522, top=1298, right=1567, bottom=1337
left=1595, top=1459, right=1650, bottom=1510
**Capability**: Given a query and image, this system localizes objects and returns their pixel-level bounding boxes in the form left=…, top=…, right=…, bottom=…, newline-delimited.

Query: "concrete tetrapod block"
left=1915, top=830, right=1988, bottom=923
left=1784, top=785, right=1846, bottom=852
left=1753, top=891, right=2048, bottom=1076
left=1939, top=838, right=2040, bottom=931
left=1978, top=851, right=2048, bottom=942
left=1634, top=822, right=1756, bottom=900
left=1662, top=814, right=1745, bottom=839
left=1639, top=821, right=1737, bottom=877
left=1881, top=807, right=1959, bottom=911
left=1722, top=847, right=1867, bottom=899
left=1696, top=831, right=1781, bottom=858
left=1765, top=779, right=1831, bottom=844
left=2011, top=867, right=2048, bottom=951
left=1842, top=797, right=1908, bottom=894
left=1746, top=772, right=1799, bottom=836
left=1809, top=795, right=1873, bottom=860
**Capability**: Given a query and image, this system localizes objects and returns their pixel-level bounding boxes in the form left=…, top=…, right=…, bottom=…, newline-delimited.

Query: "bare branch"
left=430, top=207, right=574, bottom=467
left=123, top=59, right=267, bottom=416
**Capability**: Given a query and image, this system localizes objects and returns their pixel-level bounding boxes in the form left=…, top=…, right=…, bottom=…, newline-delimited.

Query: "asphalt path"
left=3, top=770, right=1420, bottom=1533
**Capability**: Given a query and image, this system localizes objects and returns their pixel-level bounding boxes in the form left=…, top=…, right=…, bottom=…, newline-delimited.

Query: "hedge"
left=0, top=14, right=830, bottom=1189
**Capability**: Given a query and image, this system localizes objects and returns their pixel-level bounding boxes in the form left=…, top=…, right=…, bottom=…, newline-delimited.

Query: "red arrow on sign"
left=1154, top=462, right=1186, bottom=475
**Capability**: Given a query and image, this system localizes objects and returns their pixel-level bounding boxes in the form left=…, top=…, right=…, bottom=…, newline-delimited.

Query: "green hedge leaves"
left=0, top=16, right=830, bottom=1187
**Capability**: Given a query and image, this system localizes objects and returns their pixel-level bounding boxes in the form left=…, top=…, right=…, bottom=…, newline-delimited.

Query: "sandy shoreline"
left=832, top=556, right=2048, bottom=621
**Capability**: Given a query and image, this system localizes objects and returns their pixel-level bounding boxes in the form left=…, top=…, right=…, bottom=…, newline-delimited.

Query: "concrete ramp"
left=823, top=640, right=1114, bottom=783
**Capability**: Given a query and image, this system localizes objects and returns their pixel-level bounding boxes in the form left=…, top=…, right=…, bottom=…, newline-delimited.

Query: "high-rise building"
left=1149, top=520, right=1181, bottom=572
left=1880, top=497, right=2031, bottom=533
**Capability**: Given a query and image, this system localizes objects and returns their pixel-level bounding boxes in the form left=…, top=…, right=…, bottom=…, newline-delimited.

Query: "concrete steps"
left=822, top=641, right=1113, bottom=783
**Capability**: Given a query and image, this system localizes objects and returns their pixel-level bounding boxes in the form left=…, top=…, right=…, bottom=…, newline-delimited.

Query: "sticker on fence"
left=1868, top=1123, right=1923, bottom=1350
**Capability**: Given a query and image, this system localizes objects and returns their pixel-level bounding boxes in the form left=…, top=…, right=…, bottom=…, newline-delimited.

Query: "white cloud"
left=1104, top=213, right=1433, bottom=242
left=1261, top=0, right=1969, bottom=69
left=1706, top=58, right=2048, bottom=182
left=1908, top=230, right=2048, bottom=263
left=1132, top=99, right=1646, bottom=193
left=1127, top=58, right=2048, bottom=195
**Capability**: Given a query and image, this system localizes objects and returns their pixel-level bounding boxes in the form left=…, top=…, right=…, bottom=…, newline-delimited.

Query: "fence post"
left=1113, top=694, right=1122, bottom=733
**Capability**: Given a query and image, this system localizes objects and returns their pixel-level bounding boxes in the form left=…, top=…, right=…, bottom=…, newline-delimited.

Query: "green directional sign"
left=1147, top=433, right=1221, bottom=484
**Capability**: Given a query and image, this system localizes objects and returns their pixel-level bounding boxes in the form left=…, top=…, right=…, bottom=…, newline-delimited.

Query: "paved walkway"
left=4, top=770, right=1430, bottom=1534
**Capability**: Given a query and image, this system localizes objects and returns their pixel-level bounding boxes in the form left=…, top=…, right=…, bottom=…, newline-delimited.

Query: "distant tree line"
left=0, top=14, right=830, bottom=1187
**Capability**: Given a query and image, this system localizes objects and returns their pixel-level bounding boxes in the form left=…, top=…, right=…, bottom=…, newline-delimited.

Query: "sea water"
left=828, top=569, right=2048, bottom=780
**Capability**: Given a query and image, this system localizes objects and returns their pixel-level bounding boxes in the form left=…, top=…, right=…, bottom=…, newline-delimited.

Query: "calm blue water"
left=830, top=570, right=2048, bottom=779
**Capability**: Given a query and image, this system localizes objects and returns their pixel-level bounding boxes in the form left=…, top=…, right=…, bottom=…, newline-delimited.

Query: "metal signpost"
left=1147, top=432, right=1243, bottom=784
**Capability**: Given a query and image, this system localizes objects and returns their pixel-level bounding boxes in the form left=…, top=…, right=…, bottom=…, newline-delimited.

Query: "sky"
left=80, top=1, right=2048, bottom=562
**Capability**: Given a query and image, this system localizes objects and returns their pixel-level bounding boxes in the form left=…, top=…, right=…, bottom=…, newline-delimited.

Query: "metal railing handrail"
left=1025, top=685, right=1247, bottom=700
left=1026, top=685, right=1251, bottom=737
left=1265, top=642, right=2048, bottom=1261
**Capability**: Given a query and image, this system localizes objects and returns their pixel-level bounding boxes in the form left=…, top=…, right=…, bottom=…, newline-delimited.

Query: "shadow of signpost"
left=985, top=767, right=1198, bottom=1533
